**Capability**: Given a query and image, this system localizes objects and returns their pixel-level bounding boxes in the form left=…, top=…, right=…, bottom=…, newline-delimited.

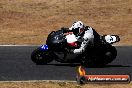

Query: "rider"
left=63, top=21, right=100, bottom=54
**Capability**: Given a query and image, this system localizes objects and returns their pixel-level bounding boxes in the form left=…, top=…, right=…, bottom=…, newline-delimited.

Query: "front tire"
left=31, top=48, right=53, bottom=65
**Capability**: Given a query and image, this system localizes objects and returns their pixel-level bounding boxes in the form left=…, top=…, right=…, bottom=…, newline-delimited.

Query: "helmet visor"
left=72, top=28, right=80, bottom=35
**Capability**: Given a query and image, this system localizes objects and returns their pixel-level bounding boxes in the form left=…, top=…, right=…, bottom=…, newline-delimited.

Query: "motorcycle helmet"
left=69, top=21, right=85, bottom=36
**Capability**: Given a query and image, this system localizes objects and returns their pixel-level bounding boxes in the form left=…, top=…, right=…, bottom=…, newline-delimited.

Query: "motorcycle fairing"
left=66, top=34, right=77, bottom=43
left=65, top=34, right=78, bottom=47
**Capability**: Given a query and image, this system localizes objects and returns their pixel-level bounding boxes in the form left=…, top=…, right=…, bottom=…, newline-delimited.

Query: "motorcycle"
left=31, top=28, right=120, bottom=67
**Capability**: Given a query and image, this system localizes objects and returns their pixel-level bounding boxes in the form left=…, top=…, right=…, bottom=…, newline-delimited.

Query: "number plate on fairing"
left=41, top=45, right=48, bottom=50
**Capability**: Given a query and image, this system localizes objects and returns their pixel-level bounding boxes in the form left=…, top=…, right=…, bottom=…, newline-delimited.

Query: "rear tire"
left=31, top=48, right=53, bottom=65
left=104, top=45, right=117, bottom=65
left=81, top=45, right=117, bottom=67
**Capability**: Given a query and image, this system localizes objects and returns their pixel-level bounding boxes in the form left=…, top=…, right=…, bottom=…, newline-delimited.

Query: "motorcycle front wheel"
left=31, top=48, right=53, bottom=65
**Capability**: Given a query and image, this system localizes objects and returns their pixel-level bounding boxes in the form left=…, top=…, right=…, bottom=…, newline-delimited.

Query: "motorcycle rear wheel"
left=81, top=45, right=117, bottom=67
left=103, top=45, right=117, bottom=65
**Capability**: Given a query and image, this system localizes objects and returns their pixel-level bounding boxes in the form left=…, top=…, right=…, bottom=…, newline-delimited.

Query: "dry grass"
left=0, top=1, right=131, bottom=87
left=0, top=81, right=131, bottom=88
left=0, top=0, right=132, bottom=45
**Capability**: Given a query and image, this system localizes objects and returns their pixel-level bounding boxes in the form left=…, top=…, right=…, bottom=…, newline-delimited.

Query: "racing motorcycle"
left=31, top=28, right=120, bottom=67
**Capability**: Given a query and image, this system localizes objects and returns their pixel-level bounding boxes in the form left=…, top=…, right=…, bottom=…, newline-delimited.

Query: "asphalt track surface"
left=0, top=46, right=132, bottom=81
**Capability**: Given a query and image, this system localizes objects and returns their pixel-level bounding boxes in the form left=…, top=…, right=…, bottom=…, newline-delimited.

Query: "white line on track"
left=0, top=45, right=40, bottom=46
left=0, top=45, right=131, bottom=47
left=0, top=80, right=76, bottom=83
